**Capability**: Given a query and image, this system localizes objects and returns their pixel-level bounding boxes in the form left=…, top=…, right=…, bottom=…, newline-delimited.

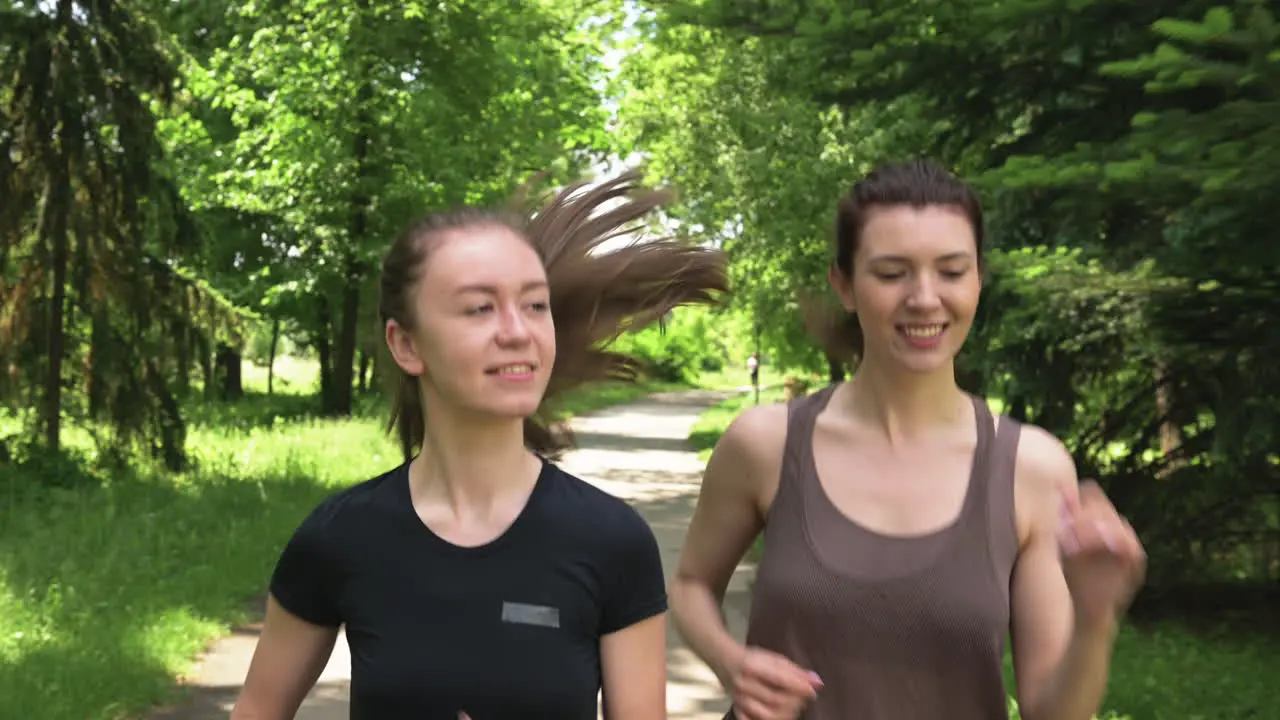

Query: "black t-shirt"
left=269, top=457, right=667, bottom=719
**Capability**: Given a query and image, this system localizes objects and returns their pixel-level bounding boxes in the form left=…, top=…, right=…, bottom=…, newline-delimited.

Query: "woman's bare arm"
left=1009, top=426, right=1129, bottom=720
left=670, top=403, right=785, bottom=687
left=599, top=612, right=667, bottom=719
left=230, top=594, right=340, bottom=720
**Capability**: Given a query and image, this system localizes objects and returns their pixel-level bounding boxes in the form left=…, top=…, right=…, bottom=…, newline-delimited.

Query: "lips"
left=485, top=362, right=537, bottom=375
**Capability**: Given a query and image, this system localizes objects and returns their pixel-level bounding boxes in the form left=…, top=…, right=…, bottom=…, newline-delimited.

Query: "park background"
left=0, top=0, right=1276, bottom=717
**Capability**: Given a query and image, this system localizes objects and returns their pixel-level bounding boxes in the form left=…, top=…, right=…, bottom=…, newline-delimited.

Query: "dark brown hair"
left=806, top=158, right=985, bottom=364
left=379, top=170, right=730, bottom=462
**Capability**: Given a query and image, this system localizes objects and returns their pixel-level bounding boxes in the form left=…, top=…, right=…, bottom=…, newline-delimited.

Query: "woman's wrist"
left=1073, top=605, right=1122, bottom=644
left=710, top=637, right=747, bottom=692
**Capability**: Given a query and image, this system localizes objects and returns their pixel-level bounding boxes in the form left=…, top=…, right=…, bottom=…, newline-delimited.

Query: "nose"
left=904, top=273, right=943, bottom=311
left=494, top=303, right=532, bottom=346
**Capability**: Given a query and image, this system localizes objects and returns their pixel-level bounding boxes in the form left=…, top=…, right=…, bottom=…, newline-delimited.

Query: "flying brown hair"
left=378, top=169, right=730, bottom=462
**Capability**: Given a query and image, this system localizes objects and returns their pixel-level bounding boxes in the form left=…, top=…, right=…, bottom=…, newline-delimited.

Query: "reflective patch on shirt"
left=501, top=601, right=561, bottom=628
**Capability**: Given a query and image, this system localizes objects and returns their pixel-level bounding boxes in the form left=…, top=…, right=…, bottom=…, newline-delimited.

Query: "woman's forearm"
left=1024, top=616, right=1120, bottom=720
left=670, top=578, right=745, bottom=690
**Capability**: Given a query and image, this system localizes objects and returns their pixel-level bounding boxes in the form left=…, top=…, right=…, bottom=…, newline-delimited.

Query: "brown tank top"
left=732, top=384, right=1021, bottom=720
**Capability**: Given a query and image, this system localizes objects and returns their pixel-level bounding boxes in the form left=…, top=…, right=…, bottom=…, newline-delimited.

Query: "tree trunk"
left=358, top=348, right=370, bottom=393
left=87, top=307, right=107, bottom=417
left=41, top=168, right=71, bottom=452
left=267, top=316, right=280, bottom=396
left=177, top=296, right=191, bottom=398
left=145, top=359, right=187, bottom=472
left=332, top=63, right=373, bottom=417
left=317, top=297, right=335, bottom=412
left=331, top=5, right=375, bottom=417
left=217, top=344, right=243, bottom=400
left=176, top=323, right=190, bottom=398
left=199, top=333, right=214, bottom=399
left=333, top=261, right=360, bottom=416
left=1155, top=358, right=1181, bottom=455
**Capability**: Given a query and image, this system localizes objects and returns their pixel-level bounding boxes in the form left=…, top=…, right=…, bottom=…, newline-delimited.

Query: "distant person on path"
left=747, top=353, right=760, bottom=388
left=670, top=159, right=1146, bottom=720
left=231, top=171, right=727, bottom=720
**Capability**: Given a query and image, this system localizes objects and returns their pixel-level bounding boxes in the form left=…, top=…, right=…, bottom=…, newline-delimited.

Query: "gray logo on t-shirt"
left=501, top=601, right=560, bottom=628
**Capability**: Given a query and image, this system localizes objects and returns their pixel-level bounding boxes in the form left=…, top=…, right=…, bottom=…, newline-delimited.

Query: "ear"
left=385, top=319, right=426, bottom=376
left=827, top=264, right=856, bottom=313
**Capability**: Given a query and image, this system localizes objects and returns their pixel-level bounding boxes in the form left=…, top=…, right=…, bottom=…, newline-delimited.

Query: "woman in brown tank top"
left=671, top=159, right=1147, bottom=720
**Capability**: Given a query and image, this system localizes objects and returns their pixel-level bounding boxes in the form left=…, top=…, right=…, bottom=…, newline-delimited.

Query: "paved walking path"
left=149, top=388, right=756, bottom=720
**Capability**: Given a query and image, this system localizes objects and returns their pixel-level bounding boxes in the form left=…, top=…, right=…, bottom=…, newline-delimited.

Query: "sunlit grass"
left=0, top=409, right=396, bottom=719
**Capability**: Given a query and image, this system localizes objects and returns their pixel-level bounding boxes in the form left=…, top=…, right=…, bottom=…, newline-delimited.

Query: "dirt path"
left=149, top=388, right=755, bottom=720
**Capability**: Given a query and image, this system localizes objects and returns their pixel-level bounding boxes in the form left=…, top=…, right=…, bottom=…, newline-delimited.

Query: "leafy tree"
left=0, top=0, right=247, bottom=468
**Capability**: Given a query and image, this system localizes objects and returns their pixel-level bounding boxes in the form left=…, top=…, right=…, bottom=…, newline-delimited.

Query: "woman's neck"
left=843, top=354, right=968, bottom=446
left=409, top=406, right=540, bottom=516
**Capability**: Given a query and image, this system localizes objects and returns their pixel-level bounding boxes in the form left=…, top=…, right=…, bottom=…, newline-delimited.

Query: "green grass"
left=0, top=359, right=683, bottom=720
left=240, top=354, right=322, bottom=396
left=686, top=391, right=1280, bottom=720
left=1010, top=620, right=1277, bottom=719
left=688, top=385, right=788, bottom=463
left=691, top=366, right=754, bottom=391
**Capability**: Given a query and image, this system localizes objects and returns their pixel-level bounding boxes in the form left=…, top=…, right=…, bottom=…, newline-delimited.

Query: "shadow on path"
left=149, top=682, right=350, bottom=720
left=567, top=431, right=697, bottom=454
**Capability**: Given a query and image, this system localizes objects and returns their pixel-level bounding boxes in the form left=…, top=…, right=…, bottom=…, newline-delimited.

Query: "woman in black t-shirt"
left=231, top=171, right=728, bottom=720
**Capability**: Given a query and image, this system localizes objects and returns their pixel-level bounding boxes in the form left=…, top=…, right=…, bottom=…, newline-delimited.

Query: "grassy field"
left=688, top=385, right=788, bottom=462
left=687, top=391, right=1279, bottom=720
left=0, top=357, right=685, bottom=720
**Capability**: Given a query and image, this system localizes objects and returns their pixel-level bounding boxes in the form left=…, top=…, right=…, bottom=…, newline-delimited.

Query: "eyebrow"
left=454, top=281, right=549, bottom=295
left=869, top=252, right=972, bottom=264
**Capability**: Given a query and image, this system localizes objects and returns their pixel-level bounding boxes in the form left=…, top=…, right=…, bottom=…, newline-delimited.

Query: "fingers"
left=735, top=649, right=822, bottom=719
left=1118, top=518, right=1148, bottom=583
left=1059, top=478, right=1130, bottom=552
left=751, top=652, right=822, bottom=697
left=735, top=694, right=805, bottom=720
left=1060, top=478, right=1084, bottom=516
left=1058, top=503, right=1145, bottom=568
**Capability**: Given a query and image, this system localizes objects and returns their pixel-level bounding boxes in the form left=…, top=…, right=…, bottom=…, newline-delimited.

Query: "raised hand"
left=1057, top=479, right=1147, bottom=631
left=729, top=646, right=824, bottom=720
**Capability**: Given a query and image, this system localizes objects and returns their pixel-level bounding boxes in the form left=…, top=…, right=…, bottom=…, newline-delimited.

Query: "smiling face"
left=385, top=223, right=555, bottom=420
left=828, top=204, right=982, bottom=375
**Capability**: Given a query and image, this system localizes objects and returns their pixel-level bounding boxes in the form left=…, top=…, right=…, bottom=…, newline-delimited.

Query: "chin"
left=476, top=400, right=539, bottom=420
left=891, top=351, right=958, bottom=376
left=485, top=390, right=546, bottom=419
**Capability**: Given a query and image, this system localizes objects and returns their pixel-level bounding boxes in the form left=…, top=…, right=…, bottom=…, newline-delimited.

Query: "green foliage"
left=625, top=0, right=1280, bottom=589
left=0, top=0, right=252, bottom=465
left=609, top=304, right=749, bottom=383
left=614, top=19, right=934, bottom=374
left=149, top=0, right=624, bottom=417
